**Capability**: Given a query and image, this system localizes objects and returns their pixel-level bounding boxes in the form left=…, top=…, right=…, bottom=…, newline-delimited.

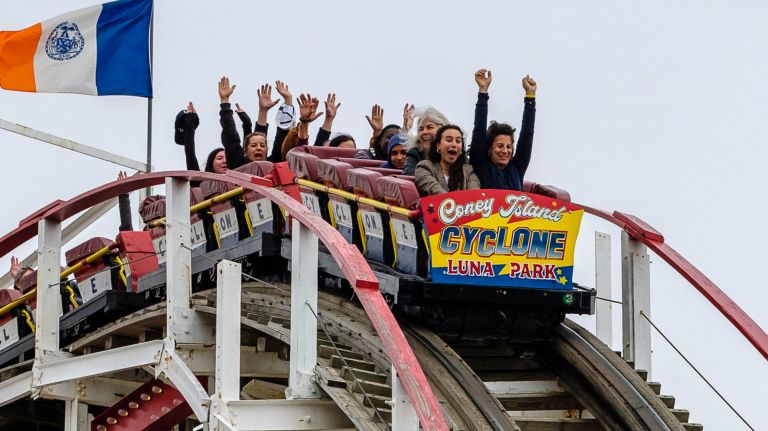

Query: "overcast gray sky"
left=1, top=1, right=766, bottom=428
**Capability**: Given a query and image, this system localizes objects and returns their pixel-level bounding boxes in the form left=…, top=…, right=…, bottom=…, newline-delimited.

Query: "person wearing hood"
left=380, top=133, right=408, bottom=170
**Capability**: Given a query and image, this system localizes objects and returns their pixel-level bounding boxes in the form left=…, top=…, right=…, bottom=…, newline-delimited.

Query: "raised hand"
left=218, top=76, right=236, bottom=103
left=235, top=102, right=252, bottom=129
left=186, top=101, right=196, bottom=114
left=402, top=103, right=415, bottom=131
left=10, top=256, right=21, bottom=279
left=324, top=93, right=341, bottom=120
left=365, top=104, right=384, bottom=136
left=475, top=68, right=492, bottom=93
left=298, top=93, right=323, bottom=122
left=117, top=171, right=128, bottom=181
left=258, top=84, right=280, bottom=111
left=522, top=75, right=537, bottom=96
left=275, top=80, right=293, bottom=106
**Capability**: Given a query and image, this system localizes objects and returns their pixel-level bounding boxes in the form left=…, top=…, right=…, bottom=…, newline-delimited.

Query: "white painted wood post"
left=63, top=398, right=88, bottom=431
left=595, top=232, right=613, bottom=347
left=621, top=231, right=652, bottom=377
left=35, top=219, right=62, bottom=356
left=287, top=219, right=320, bottom=399
left=211, top=260, right=242, bottom=430
left=165, top=178, right=191, bottom=344
left=216, top=260, right=242, bottom=401
left=391, top=365, right=419, bottom=430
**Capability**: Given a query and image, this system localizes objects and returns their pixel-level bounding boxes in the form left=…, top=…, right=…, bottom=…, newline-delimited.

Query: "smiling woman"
left=468, top=69, right=537, bottom=191
left=414, top=124, right=480, bottom=196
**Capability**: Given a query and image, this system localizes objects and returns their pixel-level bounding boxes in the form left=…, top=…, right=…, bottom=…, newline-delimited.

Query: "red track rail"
left=578, top=203, right=768, bottom=361
left=0, top=171, right=449, bottom=430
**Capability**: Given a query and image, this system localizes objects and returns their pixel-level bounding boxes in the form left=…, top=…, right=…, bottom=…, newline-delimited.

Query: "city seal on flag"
left=45, top=22, right=85, bottom=61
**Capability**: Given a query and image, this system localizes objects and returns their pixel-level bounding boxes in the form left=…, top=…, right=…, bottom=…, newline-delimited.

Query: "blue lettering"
left=439, top=226, right=460, bottom=254
left=461, top=226, right=481, bottom=254
left=529, top=230, right=549, bottom=258
left=547, top=232, right=566, bottom=259
left=496, top=227, right=511, bottom=255
left=477, top=230, right=497, bottom=257
left=511, top=228, right=531, bottom=255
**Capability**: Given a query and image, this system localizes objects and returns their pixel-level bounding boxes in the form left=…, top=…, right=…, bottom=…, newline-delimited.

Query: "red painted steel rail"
left=578, top=203, right=768, bottom=361
left=0, top=171, right=449, bottom=431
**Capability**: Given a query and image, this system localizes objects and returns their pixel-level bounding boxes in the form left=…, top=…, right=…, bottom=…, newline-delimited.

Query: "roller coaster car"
left=284, top=147, right=595, bottom=341
left=0, top=289, right=33, bottom=354
left=0, top=232, right=160, bottom=367
left=0, top=150, right=594, bottom=366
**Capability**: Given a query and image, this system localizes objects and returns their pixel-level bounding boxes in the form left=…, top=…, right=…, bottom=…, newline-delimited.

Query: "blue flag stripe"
left=95, top=0, right=152, bottom=97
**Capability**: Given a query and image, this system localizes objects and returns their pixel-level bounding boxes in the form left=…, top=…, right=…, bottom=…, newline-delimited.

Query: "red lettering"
left=520, top=264, right=531, bottom=278
left=533, top=264, right=543, bottom=279
left=545, top=265, right=556, bottom=279
left=470, top=260, right=481, bottom=275
left=483, top=262, right=494, bottom=276
left=447, top=259, right=457, bottom=274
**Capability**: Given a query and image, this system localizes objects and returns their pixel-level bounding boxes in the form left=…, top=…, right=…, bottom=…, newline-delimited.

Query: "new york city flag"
left=0, top=0, right=152, bottom=97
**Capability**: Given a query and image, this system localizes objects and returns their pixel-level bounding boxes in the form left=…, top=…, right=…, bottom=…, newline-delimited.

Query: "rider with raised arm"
left=312, top=93, right=342, bottom=146
left=219, top=77, right=296, bottom=166
left=357, top=104, right=400, bottom=160
left=468, top=69, right=537, bottom=191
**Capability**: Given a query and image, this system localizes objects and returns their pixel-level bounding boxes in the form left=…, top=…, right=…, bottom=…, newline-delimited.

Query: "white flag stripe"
left=33, top=5, right=101, bottom=95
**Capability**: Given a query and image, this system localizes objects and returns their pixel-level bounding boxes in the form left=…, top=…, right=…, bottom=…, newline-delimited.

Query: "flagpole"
left=145, top=0, right=154, bottom=196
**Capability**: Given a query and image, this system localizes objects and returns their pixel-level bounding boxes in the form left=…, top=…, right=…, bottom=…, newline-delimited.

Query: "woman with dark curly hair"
left=468, top=69, right=537, bottom=191
left=415, top=125, right=480, bottom=196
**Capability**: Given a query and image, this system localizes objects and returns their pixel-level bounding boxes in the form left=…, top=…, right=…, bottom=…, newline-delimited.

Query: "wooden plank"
left=498, top=393, right=583, bottom=411
left=241, top=379, right=287, bottom=400
left=512, top=417, right=602, bottom=431
left=315, top=365, right=388, bottom=431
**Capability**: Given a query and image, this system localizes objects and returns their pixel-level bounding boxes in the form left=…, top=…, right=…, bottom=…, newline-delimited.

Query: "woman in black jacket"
left=468, top=69, right=537, bottom=191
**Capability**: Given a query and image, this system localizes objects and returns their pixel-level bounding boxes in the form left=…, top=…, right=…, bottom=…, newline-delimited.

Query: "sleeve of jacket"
left=269, top=126, right=289, bottom=163
left=237, top=110, right=253, bottom=137
left=118, top=194, right=133, bottom=231
left=313, top=128, right=331, bottom=146
left=511, top=97, right=536, bottom=176
left=415, top=161, right=447, bottom=196
left=465, top=165, right=481, bottom=190
left=254, top=122, right=268, bottom=135
left=469, top=92, right=489, bottom=172
left=220, top=103, right=247, bottom=169
left=182, top=115, right=200, bottom=171
left=403, top=148, right=419, bottom=176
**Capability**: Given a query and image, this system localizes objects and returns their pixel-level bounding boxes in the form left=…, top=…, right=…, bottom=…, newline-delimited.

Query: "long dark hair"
left=428, top=124, right=466, bottom=192
left=204, top=148, right=225, bottom=173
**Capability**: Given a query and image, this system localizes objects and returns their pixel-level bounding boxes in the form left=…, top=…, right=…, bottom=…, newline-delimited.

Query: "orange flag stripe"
left=0, top=23, right=41, bottom=92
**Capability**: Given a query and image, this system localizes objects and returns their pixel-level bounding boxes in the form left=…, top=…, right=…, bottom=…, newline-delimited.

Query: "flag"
left=0, top=0, right=152, bottom=97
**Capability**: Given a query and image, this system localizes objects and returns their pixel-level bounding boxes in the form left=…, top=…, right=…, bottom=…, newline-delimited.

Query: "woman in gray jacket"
left=415, top=125, right=480, bottom=196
